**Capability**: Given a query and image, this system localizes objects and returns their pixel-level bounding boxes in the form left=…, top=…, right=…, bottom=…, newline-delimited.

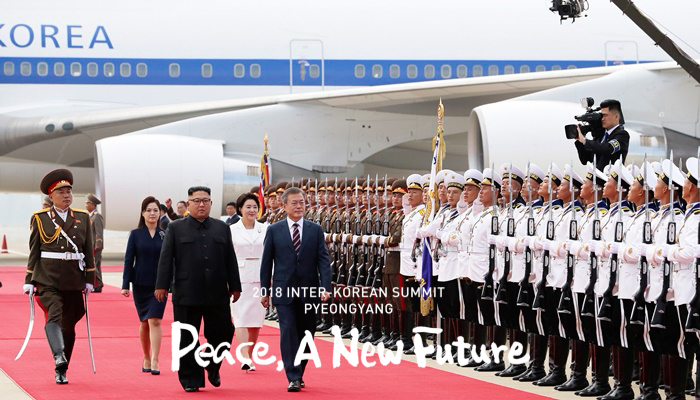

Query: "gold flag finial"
left=432, top=99, right=446, bottom=160
left=264, top=133, right=269, bottom=152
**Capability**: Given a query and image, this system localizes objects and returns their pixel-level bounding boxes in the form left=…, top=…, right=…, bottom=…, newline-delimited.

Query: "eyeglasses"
left=190, top=198, right=211, bottom=205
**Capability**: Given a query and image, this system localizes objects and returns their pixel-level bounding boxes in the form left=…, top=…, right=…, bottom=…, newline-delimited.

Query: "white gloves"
left=456, top=199, right=470, bottom=214
left=86, top=283, right=94, bottom=292
left=532, top=238, right=544, bottom=251
left=487, top=235, right=497, bottom=245
left=609, top=242, right=620, bottom=255
left=543, top=240, right=553, bottom=252
left=695, top=246, right=700, bottom=259
left=471, top=200, right=484, bottom=214
left=23, top=284, right=34, bottom=295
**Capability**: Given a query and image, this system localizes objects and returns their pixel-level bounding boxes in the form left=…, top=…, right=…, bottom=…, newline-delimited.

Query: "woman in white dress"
left=230, top=193, right=268, bottom=371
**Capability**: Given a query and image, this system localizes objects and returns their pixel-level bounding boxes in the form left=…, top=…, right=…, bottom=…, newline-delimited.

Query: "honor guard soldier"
left=443, top=169, right=482, bottom=362
left=399, top=174, right=426, bottom=354
left=491, top=163, right=527, bottom=377
left=523, top=163, right=564, bottom=382
left=508, top=163, right=547, bottom=382
left=645, top=158, right=688, bottom=398
left=258, top=185, right=277, bottom=223
left=535, top=164, right=584, bottom=386
left=24, top=169, right=96, bottom=384
left=269, top=182, right=289, bottom=224
left=380, top=179, right=407, bottom=349
left=85, top=193, right=104, bottom=292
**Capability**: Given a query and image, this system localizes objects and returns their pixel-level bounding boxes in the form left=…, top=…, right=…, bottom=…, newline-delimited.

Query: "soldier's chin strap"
left=49, top=217, right=86, bottom=271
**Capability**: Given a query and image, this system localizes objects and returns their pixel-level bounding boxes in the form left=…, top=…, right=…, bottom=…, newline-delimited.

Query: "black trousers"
left=276, top=299, right=318, bottom=382
left=36, top=287, right=85, bottom=368
left=173, top=303, right=234, bottom=389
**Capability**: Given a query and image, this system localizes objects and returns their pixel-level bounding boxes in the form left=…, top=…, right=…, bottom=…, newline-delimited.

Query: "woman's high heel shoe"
left=150, top=360, right=160, bottom=375
left=241, top=363, right=251, bottom=371
left=142, top=360, right=151, bottom=373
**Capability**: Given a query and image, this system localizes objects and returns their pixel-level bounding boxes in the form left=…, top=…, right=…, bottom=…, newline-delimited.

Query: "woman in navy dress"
left=122, top=196, right=167, bottom=375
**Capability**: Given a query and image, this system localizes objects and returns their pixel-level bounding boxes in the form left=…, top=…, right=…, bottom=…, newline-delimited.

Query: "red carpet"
left=0, top=267, right=552, bottom=399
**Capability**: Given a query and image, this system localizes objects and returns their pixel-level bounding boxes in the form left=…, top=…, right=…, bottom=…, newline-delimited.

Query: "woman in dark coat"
left=122, top=196, right=167, bottom=375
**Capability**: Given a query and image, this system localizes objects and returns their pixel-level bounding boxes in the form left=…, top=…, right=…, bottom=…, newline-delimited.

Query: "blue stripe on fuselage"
left=0, top=57, right=644, bottom=86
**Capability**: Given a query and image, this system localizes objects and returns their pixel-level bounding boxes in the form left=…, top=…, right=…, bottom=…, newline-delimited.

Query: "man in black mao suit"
left=260, top=187, right=332, bottom=392
left=575, top=99, right=629, bottom=170
left=155, top=186, right=242, bottom=393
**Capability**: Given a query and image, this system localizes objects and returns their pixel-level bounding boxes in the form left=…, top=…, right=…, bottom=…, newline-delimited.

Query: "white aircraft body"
left=1, top=0, right=699, bottom=229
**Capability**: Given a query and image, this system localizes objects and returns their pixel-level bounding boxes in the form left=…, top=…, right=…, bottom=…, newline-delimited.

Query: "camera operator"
left=574, top=99, right=629, bottom=170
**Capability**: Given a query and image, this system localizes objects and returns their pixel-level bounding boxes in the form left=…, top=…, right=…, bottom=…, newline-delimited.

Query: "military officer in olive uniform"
left=85, top=193, right=104, bottom=292
left=24, top=169, right=96, bottom=384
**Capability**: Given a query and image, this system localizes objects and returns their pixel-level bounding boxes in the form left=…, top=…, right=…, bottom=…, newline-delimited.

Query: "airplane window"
left=424, top=65, right=435, bottom=79
left=202, top=63, right=213, bottom=78
left=309, top=64, right=320, bottom=79
left=120, top=63, right=131, bottom=77
left=250, top=64, right=261, bottom=78
left=488, top=65, right=499, bottom=76
left=136, top=63, right=147, bottom=77
left=473, top=65, right=483, bottom=77
left=504, top=65, right=515, bottom=75
left=551, top=65, right=562, bottom=71
left=535, top=65, right=546, bottom=72
left=104, top=63, right=115, bottom=77
left=54, top=62, right=65, bottom=77
left=407, top=64, right=417, bottom=79
left=520, top=65, right=531, bottom=73
left=71, top=62, right=82, bottom=77
left=87, top=62, right=98, bottom=77
left=21, top=62, right=31, bottom=76
left=441, top=65, right=452, bottom=79
left=169, top=63, right=180, bottom=78
left=37, top=62, right=48, bottom=77
left=567, top=65, right=577, bottom=69
left=390, top=64, right=400, bottom=78
left=354, top=64, right=365, bottom=78
left=457, top=65, right=467, bottom=78
left=372, top=64, right=382, bottom=78
left=234, top=63, right=245, bottom=78
left=3, top=62, right=14, bottom=76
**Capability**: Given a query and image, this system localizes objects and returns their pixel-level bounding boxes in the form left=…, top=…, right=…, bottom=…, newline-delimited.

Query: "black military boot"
left=685, top=358, right=694, bottom=396
left=598, top=346, right=635, bottom=400
left=46, top=322, right=68, bottom=384
left=576, top=345, right=611, bottom=396
left=497, top=329, right=528, bottom=377
left=635, top=350, right=661, bottom=400
left=365, top=313, right=383, bottom=344
left=555, top=339, right=589, bottom=391
left=534, top=336, right=568, bottom=386
left=476, top=326, right=505, bottom=372
left=517, top=334, right=547, bottom=382
left=664, top=355, right=688, bottom=400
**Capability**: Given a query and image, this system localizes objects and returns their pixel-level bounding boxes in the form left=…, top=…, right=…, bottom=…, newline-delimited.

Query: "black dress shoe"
left=184, top=387, right=199, bottom=393
left=464, top=356, right=484, bottom=368
left=318, top=321, right=333, bottom=332
left=517, top=367, right=546, bottom=382
left=533, top=371, right=567, bottom=386
left=91, top=286, right=102, bottom=293
left=55, top=370, right=68, bottom=385
left=597, top=385, right=634, bottom=400
left=322, top=326, right=333, bottom=335
left=372, top=334, right=391, bottom=346
left=475, top=360, right=505, bottom=372
left=207, top=369, right=221, bottom=387
left=288, top=380, right=301, bottom=392
left=300, top=380, right=305, bottom=388
left=575, top=381, right=611, bottom=397
left=496, top=363, right=527, bottom=377
left=363, top=332, right=383, bottom=344
left=554, top=373, right=589, bottom=391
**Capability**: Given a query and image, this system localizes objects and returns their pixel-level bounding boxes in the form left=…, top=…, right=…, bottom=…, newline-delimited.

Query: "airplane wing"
left=0, top=61, right=677, bottom=167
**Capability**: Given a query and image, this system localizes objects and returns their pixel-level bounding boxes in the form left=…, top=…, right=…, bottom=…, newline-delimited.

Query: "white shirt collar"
left=287, top=217, right=304, bottom=239
left=606, top=124, right=620, bottom=136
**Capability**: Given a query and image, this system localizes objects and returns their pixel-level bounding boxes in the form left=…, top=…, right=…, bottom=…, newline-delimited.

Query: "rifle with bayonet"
left=651, top=152, right=677, bottom=329
left=356, top=175, right=372, bottom=286
left=599, top=158, right=625, bottom=321
left=496, top=163, right=516, bottom=304
left=631, top=154, right=652, bottom=325
left=338, top=177, right=350, bottom=286
left=482, top=164, right=499, bottom=300
left=347, top=178, right=361, bottom=287
left=533, top=162, right=555, bottom=311
left=517, top=161, right=535, bottom=307
left=372, top=174, right=390, bottom=288
left=558, top=162, right=578, bottom=315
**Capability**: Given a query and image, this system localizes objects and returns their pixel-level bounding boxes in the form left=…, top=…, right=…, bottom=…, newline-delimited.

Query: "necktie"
left=292, top=223, right=301, bottom=256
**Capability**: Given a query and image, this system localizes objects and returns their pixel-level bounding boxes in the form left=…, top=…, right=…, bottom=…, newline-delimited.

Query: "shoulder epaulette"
left=600, top=209, right=609, bottom=217
left=674, top=209, right=684, bottom=215
left=34, top=208, right=50, bottom=215
left=418, top=209, right=426, bottom=216
left=73, top=209, right=89, bottom=214
left=621, top=207, right=632, bottom=213
left=514, top=203, right=523, bottom=209
left=553, top=205, right=562, bottom=210
left=693, top=209, right=700, bottom=215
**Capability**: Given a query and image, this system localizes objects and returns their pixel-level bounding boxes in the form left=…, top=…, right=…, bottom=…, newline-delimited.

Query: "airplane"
left=1, top=0, right=699, bottom=230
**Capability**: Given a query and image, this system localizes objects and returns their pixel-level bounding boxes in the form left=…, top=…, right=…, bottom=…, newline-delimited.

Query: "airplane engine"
left=468, top=100, right=667, bottom=171
left=95, top=134, right=260, bottom=231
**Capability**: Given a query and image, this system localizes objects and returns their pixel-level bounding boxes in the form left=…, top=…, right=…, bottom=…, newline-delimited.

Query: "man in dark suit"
left=158, top=204, right=170, bottom=230
left=260, top=187, right=332, bottom=392
left=575, top=99, right=629, bottom=170
left=155, top=186, right=242, bottom=393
